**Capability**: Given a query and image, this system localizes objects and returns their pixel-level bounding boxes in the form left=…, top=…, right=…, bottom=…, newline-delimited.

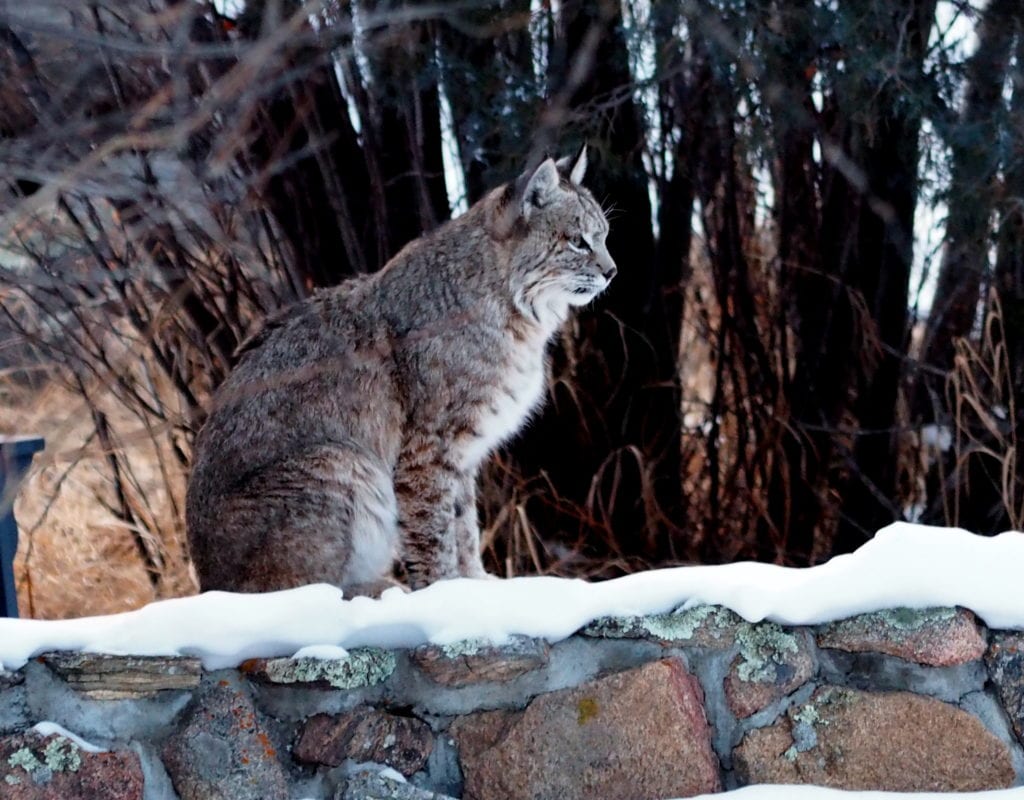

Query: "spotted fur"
left=185, top=149, right=615, bottom=593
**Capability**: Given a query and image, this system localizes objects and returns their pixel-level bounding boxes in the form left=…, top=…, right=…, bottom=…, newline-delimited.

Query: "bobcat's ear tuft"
left=521, top=158, right=560, bottom=219
left=556, top=144, right=588, bottom=185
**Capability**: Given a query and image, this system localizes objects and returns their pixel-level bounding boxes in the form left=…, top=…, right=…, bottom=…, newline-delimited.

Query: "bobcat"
left=185, top=148, right=616, bottom=594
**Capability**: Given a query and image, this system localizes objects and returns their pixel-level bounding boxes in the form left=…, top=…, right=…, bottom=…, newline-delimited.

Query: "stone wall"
left=1, top=605, right=1023, bottom=799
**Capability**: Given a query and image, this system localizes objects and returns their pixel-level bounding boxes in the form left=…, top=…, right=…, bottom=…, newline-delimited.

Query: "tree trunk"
left=914, top=0, right=1019, bottom=529
left=830, top=0, right=938, bottom=553
left=920, top=0, right=1019, bottom=397
left=239, top=0, right=377, bottom=287
left=649, top=6, right=709, bottom=560
left=761, top=0, right=828, bottom=563
left=356, top=0, right=450, bottom=258
left=990, top=23, right=1024, bottom=530
left=505, top=0, right=685, bottom=567
left=435, top=0, right=536, bottom=201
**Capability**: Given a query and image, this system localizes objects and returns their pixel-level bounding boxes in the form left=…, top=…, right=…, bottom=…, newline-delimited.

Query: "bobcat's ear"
left=556, top=144, right=588, bottom=185
left=521, top=158, right=560, bottom=219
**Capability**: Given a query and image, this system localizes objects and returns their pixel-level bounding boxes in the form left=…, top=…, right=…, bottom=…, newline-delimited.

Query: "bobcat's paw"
left=346, top=576, right=409, bottom=599
left=460, top=563, right=499, bottom=581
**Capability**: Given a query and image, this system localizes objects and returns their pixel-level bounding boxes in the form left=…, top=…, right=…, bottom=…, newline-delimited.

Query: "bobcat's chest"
left=456, top=343, right=546, bottom=470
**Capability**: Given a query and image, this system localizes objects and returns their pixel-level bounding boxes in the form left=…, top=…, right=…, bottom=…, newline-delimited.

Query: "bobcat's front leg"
left=394, top=432, right=460, bottom=589
left=455, top=468, right=491, bottom=579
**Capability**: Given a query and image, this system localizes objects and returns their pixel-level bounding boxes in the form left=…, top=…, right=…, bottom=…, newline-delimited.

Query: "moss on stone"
left=735, top=622, right=800, bottom=683
left=790, top=687, right=857, bottom=728
left=816, top=685, right=857, bottom=708
left=5, top=735, right=83, bottom=784
left=439, top=638, right=488, bottom=658
left=872, top=607, right=956, bottom=631
left=4, top=774, right=21, bottom=785
left=649, top=607, right=712, bottom=639
left=782, top=688, right=858, bottom=761
left=791, top=702, right=821, bottom=728
left=582, top=616, right=642, bottom=638
left=828, top=607, right=957, bottom=637
left=263, top=648, right=396, bottom=688
left=585, top=605, right=739, bottom=643
left=6, top=747, right=44, bottom=775
left=42, top=736, right=82, bottom=773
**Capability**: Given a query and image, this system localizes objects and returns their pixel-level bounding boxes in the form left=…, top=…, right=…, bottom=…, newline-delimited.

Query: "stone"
left=817, top=607, right=986, bottom=666
left=0, top=668, right=24, bottom=690
left=733, top=685, right=1014, bottom=791
left=0, top=731, right=143, bottom=799
left=451, top=657, right=720, bottom=800
left=986, top=631, right=1024, bottom=745
left=410, top=636, right=549, bottom=687
left=294, top=708, right=434, bottom=776
left=241, top=648, right=395, bottom=689
left=582, top=604, right=741, bottom=648
left=41, top=652, right=202, bottom=699
left=335, top=770, right=457, bottom=800
left=724, top=623, right=815, bottom=718
left=161, top=684, right=288, bottom=800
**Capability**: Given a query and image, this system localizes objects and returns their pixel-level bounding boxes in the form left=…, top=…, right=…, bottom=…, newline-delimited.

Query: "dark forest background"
left=1, top=0, right=1022, bottom=611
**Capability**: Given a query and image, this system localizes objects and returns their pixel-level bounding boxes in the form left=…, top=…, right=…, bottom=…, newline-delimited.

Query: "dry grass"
left=949, top=297, right=1023, bottom=530
left=2, top=378, right=195, bottom=620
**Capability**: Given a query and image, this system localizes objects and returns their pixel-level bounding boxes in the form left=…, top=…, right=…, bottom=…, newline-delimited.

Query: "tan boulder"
left=734, top=685, right=1014, bottom=792
left=452, top=657, right=720, bottom=800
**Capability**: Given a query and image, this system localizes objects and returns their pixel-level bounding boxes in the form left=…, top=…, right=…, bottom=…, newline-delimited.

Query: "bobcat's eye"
left=567, top=234, right=591, bottom=254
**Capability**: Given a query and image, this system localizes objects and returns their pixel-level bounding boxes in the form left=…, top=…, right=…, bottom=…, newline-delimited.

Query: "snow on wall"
left=1, top=522, right=1022, bottom=671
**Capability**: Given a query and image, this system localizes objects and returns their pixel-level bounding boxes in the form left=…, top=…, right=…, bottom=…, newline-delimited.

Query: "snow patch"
left=291, top=644, right=350, bottom=660
left=687, top=788, right=1024, bottom=800
left=30, top=721, right=105, bottom=753
left=0, top=523, right=1022, bottom=670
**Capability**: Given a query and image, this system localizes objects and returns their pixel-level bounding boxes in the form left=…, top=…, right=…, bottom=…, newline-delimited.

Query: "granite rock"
left=451, top=658, right=720, bottom=800
left=410, top=636, right=549, bottom=687
left=0, top=731, right=143, bottom=800
left=734, top=685, right=1014, bottom=791
left=161, top=684, right=288, bottom=800
left=817, top=607, right=986, bottom=666
left=294, top=708, right=434, bottom=776
left=986, top=631, right=1024, bottom=745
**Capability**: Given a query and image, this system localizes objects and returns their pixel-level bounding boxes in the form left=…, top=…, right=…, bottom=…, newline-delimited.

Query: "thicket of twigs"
left=0, top=0, right=1021, bottom=616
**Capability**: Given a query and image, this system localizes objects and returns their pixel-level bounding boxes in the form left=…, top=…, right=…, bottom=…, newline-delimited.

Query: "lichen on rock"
left=7, top=745, right=45, bottom=776
left=252, top=648, right=396, bottom=689
left=583, top=604, right=740, bottom=647
left=725, top=623, right=815, bottom=718
left=782, top=687, right=854, bottom=760
left=734, top=622, right=800, bottom=683
left=3, top=734, right=84, bottom=790
left=439, top=638, right=487, bottom=658
left=42, top=736, right=82, bottom=773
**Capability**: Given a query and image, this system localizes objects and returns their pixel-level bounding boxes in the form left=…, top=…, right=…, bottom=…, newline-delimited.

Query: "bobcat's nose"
left=600, top=257, right=618, bottom=282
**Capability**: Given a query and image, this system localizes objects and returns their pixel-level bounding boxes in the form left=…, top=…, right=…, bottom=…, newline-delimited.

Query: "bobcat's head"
left=492, top=147, right=616, bottom=329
